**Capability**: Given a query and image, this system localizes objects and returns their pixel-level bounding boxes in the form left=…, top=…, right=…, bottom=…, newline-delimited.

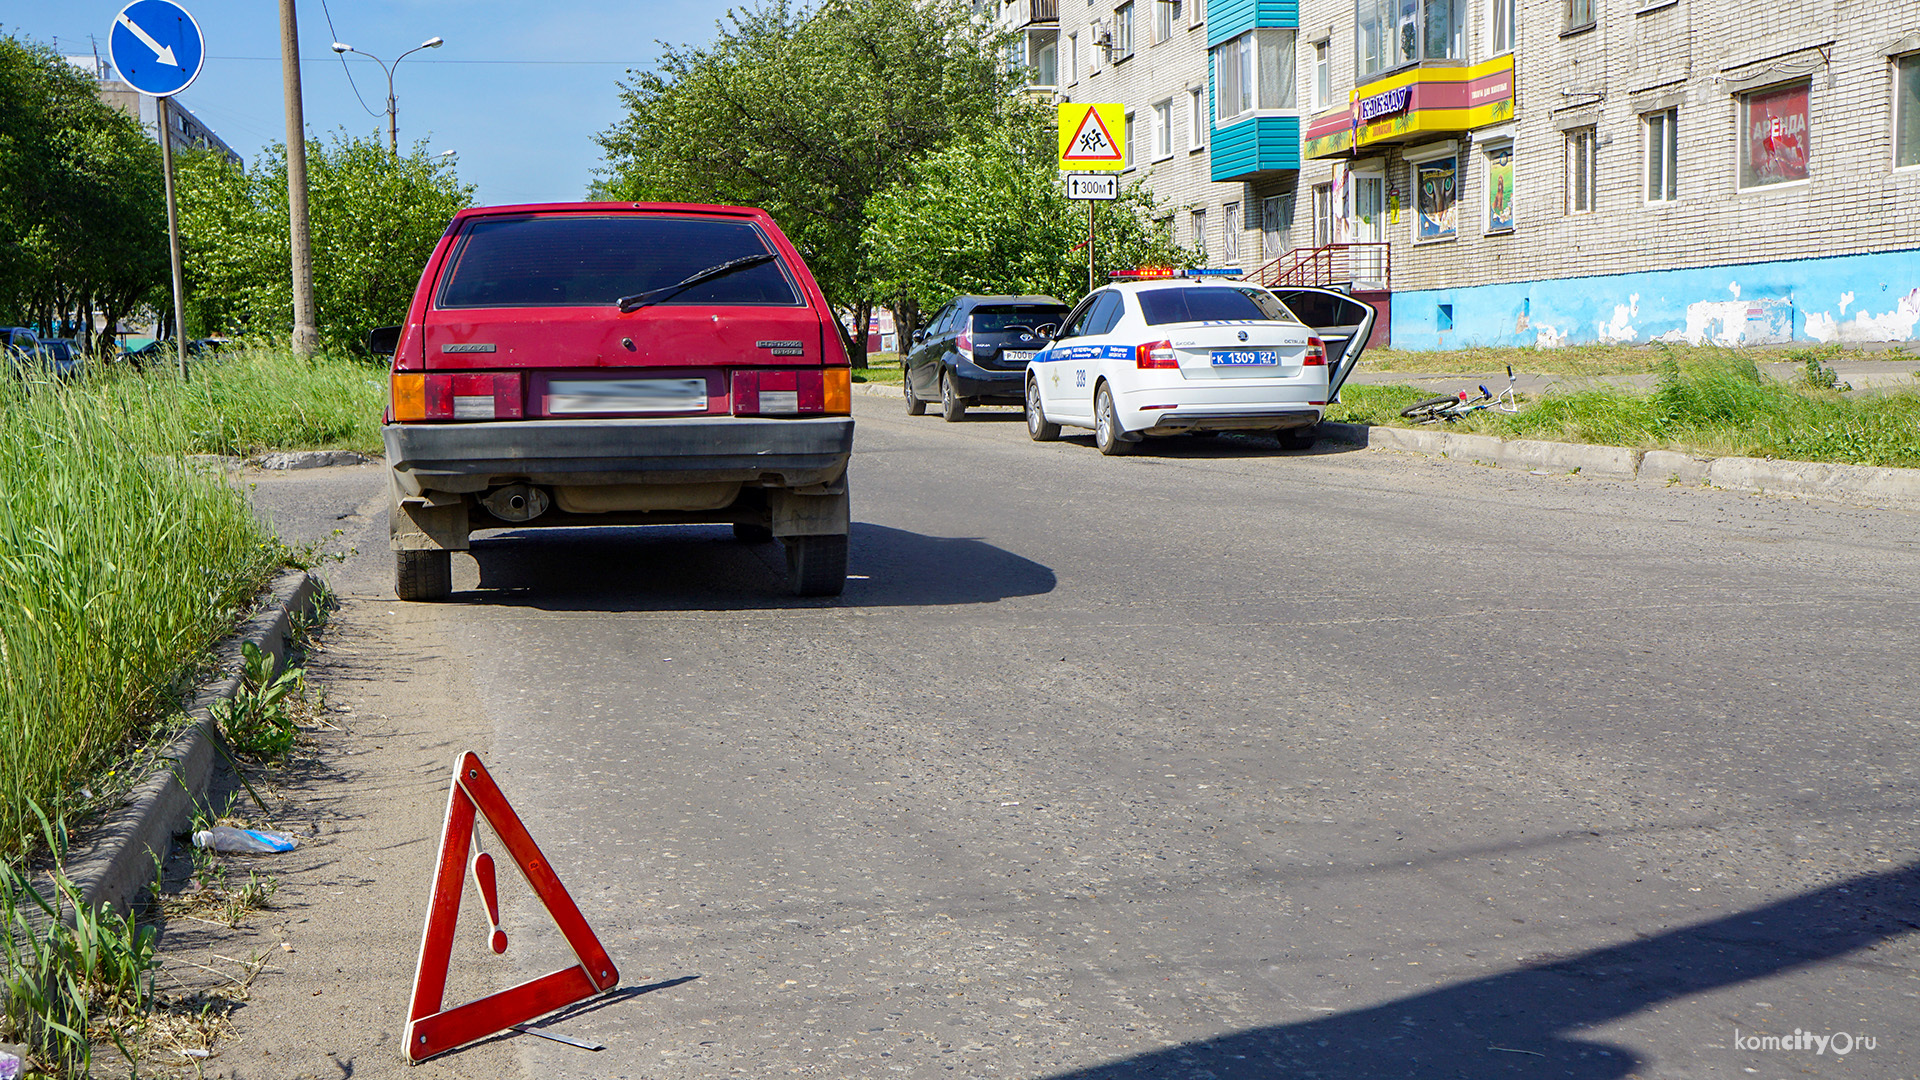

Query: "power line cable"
left=317, top=0, right=384, bottom=117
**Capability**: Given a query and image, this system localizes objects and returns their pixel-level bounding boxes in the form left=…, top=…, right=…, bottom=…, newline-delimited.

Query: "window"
left=1155, top=0, right=1175, bottom=44
left=1566, top=126, right=1596, bottom=212
left=1740, top=82, right=1809, bottom=188
left=1190, top=207, right=1208, bottom=260
left=1262, top=195, right=1290, bottom=256
left=1313, top=41, right=1330, bottom=109
left=1137, top=287, right=1270, bottom=325
left=438, top=217, right=798, bottom=308
left=1189, top=87, right=1206, bottom=149
left=1313, top=183, right=1334, bottom=246
left=1413, top=155, right=1458, bottom=240
left=1565, top=0, right=1593, bottom=29
left=1485, top=143, right=1515, bottom=232
left=1222, top=202, right=1241, bottom=261
left=1068, top=33, right=1078, bottom=84
left=1356, top=0, right=1464, bottom=81
left=1124, top=111, right=1136, bottom=167
left=1153, top=99, right=1173, bottom=159
left=1900, top=54, right=1920, bottom=168
left=1214, top=30, right=1296, bottom=125
left=1114, top=3, right=1135, bottom=59
left=1037, top=35, right=1059, bottom=86
left=1491, top=0, right=1514, bottom=53
left=1645, top=108, right=1677, bottom=201
left=1190, top=0, right=1205, bottom=26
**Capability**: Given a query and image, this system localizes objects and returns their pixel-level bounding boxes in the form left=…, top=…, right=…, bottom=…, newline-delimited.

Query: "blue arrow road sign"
left=108, top=0, right=205, bottom=98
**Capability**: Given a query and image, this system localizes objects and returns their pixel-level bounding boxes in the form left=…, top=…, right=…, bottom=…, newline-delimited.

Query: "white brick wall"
left=1292, top=0, right=1920, bottom=292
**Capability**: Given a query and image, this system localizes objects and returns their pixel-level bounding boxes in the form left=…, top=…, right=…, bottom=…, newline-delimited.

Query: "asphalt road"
left=216, top=395, right=1919, bottom=1080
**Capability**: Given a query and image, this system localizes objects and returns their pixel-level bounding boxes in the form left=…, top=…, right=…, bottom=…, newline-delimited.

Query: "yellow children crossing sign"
left=1058, top=103, right=1126, bottom=171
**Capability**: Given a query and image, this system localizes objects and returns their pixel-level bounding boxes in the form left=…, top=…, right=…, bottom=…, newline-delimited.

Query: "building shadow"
left=463, top=522, right=1055, bottom=611
left=1041, top=861, right=1919, bottom=1079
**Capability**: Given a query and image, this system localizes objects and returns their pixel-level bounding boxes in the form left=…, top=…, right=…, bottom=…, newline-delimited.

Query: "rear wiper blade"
left=617, top=252, right=777, bottom=312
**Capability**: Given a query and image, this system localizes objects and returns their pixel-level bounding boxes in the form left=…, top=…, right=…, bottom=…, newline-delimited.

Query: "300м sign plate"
left=1065, top=175, right=1119, bottom=201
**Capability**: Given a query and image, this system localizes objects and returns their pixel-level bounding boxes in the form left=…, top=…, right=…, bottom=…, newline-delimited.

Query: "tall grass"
left=0, top=365, right=297, bottom=860
left=100, top=345, right=387, bottom=457
left=1331, top=354, right=1920, bottom=469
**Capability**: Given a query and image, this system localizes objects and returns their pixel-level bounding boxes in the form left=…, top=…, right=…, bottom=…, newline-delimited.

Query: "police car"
left=1023, top=274, right=1374, bottom=455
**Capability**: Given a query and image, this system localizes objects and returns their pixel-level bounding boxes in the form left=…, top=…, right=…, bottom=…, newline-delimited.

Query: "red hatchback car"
left=376, top=203, right=855, bottom=600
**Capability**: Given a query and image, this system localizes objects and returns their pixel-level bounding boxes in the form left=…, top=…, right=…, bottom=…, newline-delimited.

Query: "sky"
left=0, top=0, right=725, bottom=204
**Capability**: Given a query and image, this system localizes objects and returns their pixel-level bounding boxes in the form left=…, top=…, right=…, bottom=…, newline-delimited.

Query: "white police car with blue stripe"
left=1024, top=279, right=1375, bottom=455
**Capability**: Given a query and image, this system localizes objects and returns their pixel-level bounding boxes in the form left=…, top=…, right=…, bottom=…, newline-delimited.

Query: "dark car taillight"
left=391, top=373, right=525, bottom=421
left=732, top=368, right=851, bottom=416
left=955, top=319, right=974, bottom=354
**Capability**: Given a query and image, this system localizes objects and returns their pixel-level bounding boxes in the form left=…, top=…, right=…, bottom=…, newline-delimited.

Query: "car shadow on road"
left=463, top=521, right=1055, bottom=611
left=1059, top=432, right=1369, bottom=458
left=1034, top=860, right=1920, bottom=1079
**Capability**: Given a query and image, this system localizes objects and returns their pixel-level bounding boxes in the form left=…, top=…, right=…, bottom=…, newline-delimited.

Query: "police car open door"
left=1265, top=288, right=1376, bottom=403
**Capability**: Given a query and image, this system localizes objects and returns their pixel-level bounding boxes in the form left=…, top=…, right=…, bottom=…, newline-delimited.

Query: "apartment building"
left=68, top=54, right=242, bottom=166
left=1005, top=0, right=1920, bottom=348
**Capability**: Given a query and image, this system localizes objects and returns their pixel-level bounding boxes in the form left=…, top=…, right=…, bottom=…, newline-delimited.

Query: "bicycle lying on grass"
left=1400, top=366, right=1520, bottom=423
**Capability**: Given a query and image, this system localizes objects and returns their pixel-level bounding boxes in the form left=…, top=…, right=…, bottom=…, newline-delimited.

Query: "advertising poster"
left=1742, top=83, right=1809, bottom=187
left=1487, top=146, right=1514, bottom=232
left=1416, top=156, right=1457, bottom=240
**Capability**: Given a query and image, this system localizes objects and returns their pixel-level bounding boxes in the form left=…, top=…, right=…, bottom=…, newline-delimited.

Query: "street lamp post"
left=331, top=36, right=443, bottom=153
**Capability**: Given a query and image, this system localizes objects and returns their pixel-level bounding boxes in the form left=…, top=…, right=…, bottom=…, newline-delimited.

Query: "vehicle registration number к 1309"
left=1210, top=349, right=1280, bottom=366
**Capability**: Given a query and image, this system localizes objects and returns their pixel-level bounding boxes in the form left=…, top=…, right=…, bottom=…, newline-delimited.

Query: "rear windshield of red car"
left=435, top=215, right=802, bottom=308
left=1135, top=287, right=1272, bottom=326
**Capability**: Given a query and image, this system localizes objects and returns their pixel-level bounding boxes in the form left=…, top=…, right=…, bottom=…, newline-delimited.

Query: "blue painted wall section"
left=1210, top=116, right=1302, bottom=181
left=1389, top=248, right=1920, bottom=350
left=1207, top=0, right=1299, bottom=47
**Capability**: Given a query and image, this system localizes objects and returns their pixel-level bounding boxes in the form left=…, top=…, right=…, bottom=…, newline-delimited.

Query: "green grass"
left=99, top=345, right=388, bottom=457
left=1359, top=340, right=1906, bottom=380
left=851, top=359, right=904, bottom=385
left=1332, top=353, right=1920, bottom=469
left=0, top=346, right=387, bottom=860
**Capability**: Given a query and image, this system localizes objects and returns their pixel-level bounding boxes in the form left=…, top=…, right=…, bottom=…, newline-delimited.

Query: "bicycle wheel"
left=1400, top=395, right=1458, bottom=420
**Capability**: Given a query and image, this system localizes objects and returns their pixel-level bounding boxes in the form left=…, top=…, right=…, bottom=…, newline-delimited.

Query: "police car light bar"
left=1107, top=266, right=1246, bottom=279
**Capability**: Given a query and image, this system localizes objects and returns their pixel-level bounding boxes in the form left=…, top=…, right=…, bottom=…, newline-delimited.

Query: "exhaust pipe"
left=481, top=483, right=549, bottom=523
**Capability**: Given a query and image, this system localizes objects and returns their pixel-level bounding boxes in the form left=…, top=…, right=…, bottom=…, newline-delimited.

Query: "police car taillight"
left=1304, top=336, right=1328, bottom=366
left=1136, top=340, right=1177, bottom=369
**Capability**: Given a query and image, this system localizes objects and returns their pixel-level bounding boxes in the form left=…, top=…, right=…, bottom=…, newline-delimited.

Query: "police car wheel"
left=1094, top=384, right=1132, bottom=457
left=1026, top=377, right=1060, bottom=441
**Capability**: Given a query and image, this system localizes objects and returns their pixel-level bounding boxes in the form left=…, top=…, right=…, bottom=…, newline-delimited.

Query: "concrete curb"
left=62, top=570, right=322, bottom=917
left=851, top=379, right=903, bottom=399
left=256, top=450, right=370, bottom=470
left=1319, top=422, right=1920, bottom=510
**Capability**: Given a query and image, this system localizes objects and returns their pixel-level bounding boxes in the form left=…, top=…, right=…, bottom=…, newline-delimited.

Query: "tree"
left=177, top=132, right=474, bottom=353
left=594, top=0, right=1019, bottom=365
left=0, top=34, right=168, bottom=350
left=864, top=124, right=1197, bottom=338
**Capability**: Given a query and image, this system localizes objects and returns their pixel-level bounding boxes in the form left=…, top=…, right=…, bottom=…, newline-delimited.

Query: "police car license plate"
left=1211, top=349, right=1280, bottom=366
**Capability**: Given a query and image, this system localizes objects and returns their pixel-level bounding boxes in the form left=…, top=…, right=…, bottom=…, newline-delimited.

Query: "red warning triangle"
left=406, top=752, right=620, bottom=1062
left=1062, top=107, right=1124, bottom=163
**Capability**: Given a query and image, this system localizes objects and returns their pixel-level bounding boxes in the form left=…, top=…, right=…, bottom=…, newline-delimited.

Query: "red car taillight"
left=1135, top=340, right=1177, bottom=369
left=955, top=318, right=974, bottom=354
left=732, top=368, right=852, bottom=417
left=391, top=372, right=525, bottom=421
left=1304, top=336, right=1328, bottom=366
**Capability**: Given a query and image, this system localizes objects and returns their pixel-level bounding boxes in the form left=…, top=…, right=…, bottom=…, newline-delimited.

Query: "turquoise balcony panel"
left=1210, top=115, right=1301, bottom=181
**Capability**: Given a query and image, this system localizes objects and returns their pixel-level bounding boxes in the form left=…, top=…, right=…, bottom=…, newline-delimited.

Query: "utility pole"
left=157, top=97, right=189, bottom=379
left=278, top=0, right=319, bottom=356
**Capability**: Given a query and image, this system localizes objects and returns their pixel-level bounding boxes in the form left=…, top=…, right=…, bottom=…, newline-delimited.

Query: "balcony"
left=1008, top=0, right=1058, bottom=26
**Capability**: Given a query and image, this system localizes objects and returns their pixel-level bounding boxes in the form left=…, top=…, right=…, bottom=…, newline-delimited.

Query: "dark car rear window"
left=436, top=215, right=801, bottom=308
left=1136, top=287, right=1270, bottom=326
left=970, top=305, right=1069, bottom=334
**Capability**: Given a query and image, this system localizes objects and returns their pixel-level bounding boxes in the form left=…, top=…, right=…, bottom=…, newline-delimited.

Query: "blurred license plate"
left=1211, top=349, right=1280, bottom=366
left=1002, top=350, right=1037, bottom=363
left=548, top=378, right=707, bottom=414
